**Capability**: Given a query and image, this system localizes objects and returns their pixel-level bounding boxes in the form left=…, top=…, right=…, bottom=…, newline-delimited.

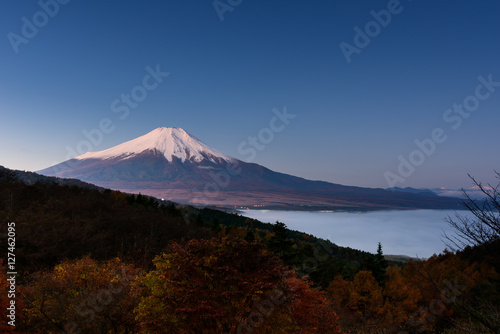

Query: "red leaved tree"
left=132, top=237, right=344, bottom=333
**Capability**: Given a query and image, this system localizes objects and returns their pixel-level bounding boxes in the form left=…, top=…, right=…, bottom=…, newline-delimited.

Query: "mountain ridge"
left=38, top=127, right=464, bottom=211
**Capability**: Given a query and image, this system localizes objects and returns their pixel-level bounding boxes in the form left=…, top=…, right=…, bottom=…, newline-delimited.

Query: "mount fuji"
left=38, top=127, right=462, bottom=210
left=74, top=127, right=234, bottom=164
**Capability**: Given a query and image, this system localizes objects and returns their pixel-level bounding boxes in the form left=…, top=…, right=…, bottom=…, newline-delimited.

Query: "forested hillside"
left=0, top=167, right=498, bottom=333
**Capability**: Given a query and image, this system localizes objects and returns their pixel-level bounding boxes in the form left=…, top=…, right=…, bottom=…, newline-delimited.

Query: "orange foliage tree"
left=286, top=275, right=343, bottom=333
left=347, top=270, right=385, bottom=331
left=402, top=251, right=500, bottom=333
left=21, top=256, right=139, bottom=333
left=132, top=237, right=292, bottom=333
left=132, top=237, right=344, bottom=333
left=328, top=268, right=424, bottom=333
left=382, top=265, right=423, bottom=333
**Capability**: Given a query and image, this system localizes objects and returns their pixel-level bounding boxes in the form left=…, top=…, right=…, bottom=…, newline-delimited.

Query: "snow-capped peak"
left=76, top=127, right=235, bottom=163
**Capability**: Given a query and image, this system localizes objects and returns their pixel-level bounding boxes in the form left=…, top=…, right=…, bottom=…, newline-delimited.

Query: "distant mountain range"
left=389, top=186, right=490, bottom=199
left=387, top=187, right=438, bottom=196
left=38, top=127, right=463, bottom=211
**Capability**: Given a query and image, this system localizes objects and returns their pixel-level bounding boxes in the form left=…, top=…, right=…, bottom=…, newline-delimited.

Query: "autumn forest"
left=0, top=167, right=499, bottom=333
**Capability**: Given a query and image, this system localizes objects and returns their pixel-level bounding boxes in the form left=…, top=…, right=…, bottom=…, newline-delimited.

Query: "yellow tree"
left=21, top=256, right=139, bottom=333
left=382, top=265, right=424, bottom=333
left=348, top=270, right=385, bottom=332
left=327, top=275, right=353, bottom=328
left=328, top=275, right=350, bottom=304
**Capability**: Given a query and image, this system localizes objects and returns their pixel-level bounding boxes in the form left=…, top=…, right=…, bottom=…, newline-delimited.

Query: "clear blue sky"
left=1, top=0, right=499, bottom=189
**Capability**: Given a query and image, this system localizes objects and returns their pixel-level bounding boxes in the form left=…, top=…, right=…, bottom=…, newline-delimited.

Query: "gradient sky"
left=1, top=0, right=499, bottom=189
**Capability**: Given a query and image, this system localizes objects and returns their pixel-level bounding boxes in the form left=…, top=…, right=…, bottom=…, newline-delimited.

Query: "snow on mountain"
left=37, top=127, right=463, bottom=210
left=76, top=127, right=235, bottom=163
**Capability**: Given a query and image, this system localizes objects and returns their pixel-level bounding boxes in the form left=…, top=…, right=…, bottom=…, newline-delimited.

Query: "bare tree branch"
left=444, top=173, right=500, bottom=262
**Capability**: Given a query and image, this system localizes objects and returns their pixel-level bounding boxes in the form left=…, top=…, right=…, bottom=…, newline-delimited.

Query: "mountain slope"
left=0, top=165, right=102, bottom=190
left=38, top=127, right=463, bottom=210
